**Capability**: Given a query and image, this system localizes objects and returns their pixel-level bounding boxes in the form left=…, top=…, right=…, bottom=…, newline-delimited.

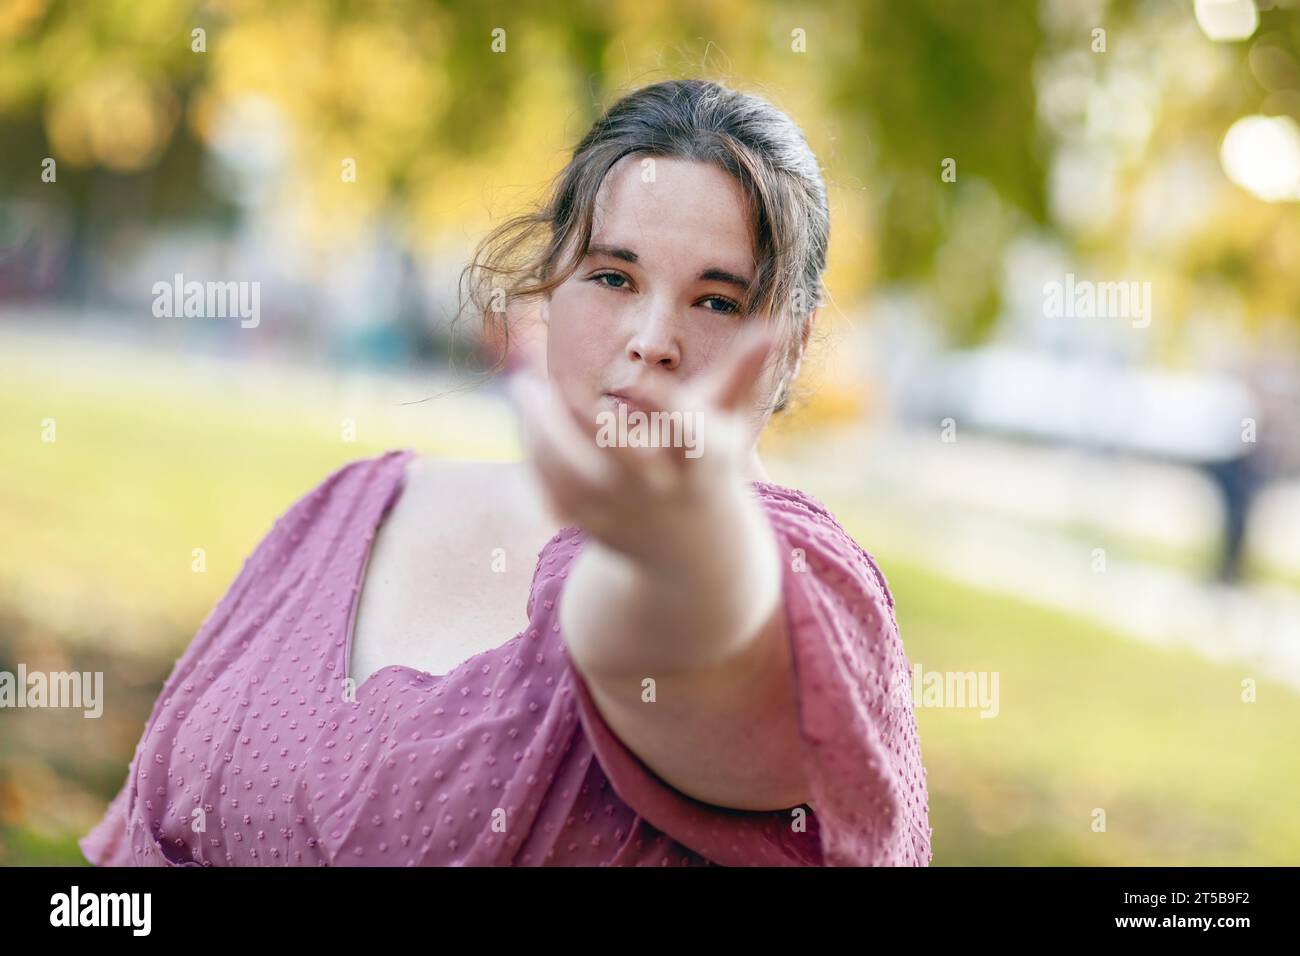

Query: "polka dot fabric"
left=80, top=448, right=932, bottom=867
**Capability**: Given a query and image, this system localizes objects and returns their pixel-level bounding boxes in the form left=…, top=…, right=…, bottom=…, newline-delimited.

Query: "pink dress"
left=80, top=448, right=932, bottom=866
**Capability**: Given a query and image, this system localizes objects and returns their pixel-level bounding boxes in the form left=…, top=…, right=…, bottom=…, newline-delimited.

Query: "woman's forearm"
left=559, top=482, right=784, bottom=681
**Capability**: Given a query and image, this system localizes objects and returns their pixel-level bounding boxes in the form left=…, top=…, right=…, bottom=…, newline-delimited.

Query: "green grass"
left=871, top=556, right=1300, bottom=865
left=2, top=336, right=1297, bottom=865
left=0, top=346, right=514, bottom=654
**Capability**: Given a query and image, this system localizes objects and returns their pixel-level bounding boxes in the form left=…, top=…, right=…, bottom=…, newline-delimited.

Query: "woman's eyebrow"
left=586, top=243, right=754, bottom=290
left=586, top=242, right=639, bottom=264
left=697, top=266, right=754, bottom=291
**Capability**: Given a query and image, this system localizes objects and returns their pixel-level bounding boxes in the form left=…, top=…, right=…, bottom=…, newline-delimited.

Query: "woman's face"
left=543, top=154, right=788, bottom=447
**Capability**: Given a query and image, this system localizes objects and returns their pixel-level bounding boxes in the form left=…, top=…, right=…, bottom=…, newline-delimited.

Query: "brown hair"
left=455, top=78, right=830, bottom=414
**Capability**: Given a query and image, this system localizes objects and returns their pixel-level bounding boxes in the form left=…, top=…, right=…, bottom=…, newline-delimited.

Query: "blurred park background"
left=2, top=0, right=1299, bottom=865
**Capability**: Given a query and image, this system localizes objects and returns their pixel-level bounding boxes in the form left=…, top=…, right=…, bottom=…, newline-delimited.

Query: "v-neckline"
left=336, top=448, right=816, bottom=696
left=339, top=449, right=583, bottom=696
left=340, top=449, right=417, bottom=694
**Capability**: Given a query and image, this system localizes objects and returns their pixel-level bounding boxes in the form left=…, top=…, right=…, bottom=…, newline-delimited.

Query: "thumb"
left=704, top=323, right=779, bottom=414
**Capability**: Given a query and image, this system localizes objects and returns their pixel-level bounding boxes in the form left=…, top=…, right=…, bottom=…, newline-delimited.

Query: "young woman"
left=81, top=78, right=931, bottom=867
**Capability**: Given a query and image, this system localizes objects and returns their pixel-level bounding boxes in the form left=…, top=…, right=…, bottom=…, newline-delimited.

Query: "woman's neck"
left=744, top=449, right=771, bottom=484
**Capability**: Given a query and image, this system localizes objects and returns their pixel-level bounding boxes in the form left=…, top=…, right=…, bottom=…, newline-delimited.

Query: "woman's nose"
left=626, top=311, right=680, bottom=369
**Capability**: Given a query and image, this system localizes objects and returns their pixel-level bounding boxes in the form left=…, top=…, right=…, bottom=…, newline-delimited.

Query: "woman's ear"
left=801, top=308, right=816, bottom=350
left=785, top=310, right=814, bottom=387
left=772, top=310, right=815, bottom=412
left=540, top=296, right=550, bottom=326
left=783, top=356, right=803, bottom=400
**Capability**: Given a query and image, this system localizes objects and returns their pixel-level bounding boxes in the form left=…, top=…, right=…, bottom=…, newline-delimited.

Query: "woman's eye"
left=589, top=273, right=738, bottom=315
left=700, top=296, right=740, bottom=314
left=591, top=272, right=629, bottom=290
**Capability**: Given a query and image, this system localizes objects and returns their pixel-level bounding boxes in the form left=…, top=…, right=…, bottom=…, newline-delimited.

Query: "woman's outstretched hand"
left=506, top=322, right=802, bottom=809
left=506, top=321, right=779, bottom=574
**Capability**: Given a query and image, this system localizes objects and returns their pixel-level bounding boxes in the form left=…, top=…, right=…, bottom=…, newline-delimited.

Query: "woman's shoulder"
left=276, top=447, right=413, bottom=512
left=402, top=452, right=531, bottom=493
left=351, top=451, right=562, bottom=561
left=263, top=449, right=414, bottom=541
left=397, top=453, right=546, bottom=521
left=279, top=449, right=524, bottom=521
left=748, top=478, right=851, bottom=547
left=262, top=450, right=535, bottom=549
left=749, top=477, right=833, bottom=519
left=749, top=478, right=896, bottom=612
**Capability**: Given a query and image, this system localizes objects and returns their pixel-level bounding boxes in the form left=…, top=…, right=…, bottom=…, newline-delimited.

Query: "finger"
left=597, top=418, right=681, bottom=490
left=535, top=372, right=648, bottom=479
left=699, top=323, right=779, bottom=415
left=527, top=409, right=603, bottom=526
left=597, top=378, right=710, bottom=481
left=529, top=426, right=591, bottom=526
left=556, top=382, right=663, bottom=487
left=510, top=371, right=615, bottom=494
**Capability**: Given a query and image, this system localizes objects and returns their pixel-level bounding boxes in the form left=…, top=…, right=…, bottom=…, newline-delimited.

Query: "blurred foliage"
left=3, top=0, right=1299, bottom=338
left=3, top=0, right=1294, bottom=343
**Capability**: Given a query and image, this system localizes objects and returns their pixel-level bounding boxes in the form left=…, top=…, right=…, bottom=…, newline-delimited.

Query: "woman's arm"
left=562, top=475, right=779, bottom=677
left=510, top=325, right=811, bottom=811
left=561, top=484, right=810, bottom=811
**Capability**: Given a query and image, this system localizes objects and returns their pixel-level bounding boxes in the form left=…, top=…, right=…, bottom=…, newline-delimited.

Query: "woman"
left=80, top=78, right=931, bottom=867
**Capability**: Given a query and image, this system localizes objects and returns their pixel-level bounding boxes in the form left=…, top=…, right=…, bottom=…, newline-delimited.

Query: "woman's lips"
left=603, top=392, right=653, bottom=416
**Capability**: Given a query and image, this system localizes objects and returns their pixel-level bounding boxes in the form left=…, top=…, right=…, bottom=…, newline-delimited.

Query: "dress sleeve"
left=79, top=778, right=135, bottom=866
left=78, top=449, right=412, bottom=866
left=78, top=497, right=295, bottom=866
left=568, top=485, right=933, bottom=867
